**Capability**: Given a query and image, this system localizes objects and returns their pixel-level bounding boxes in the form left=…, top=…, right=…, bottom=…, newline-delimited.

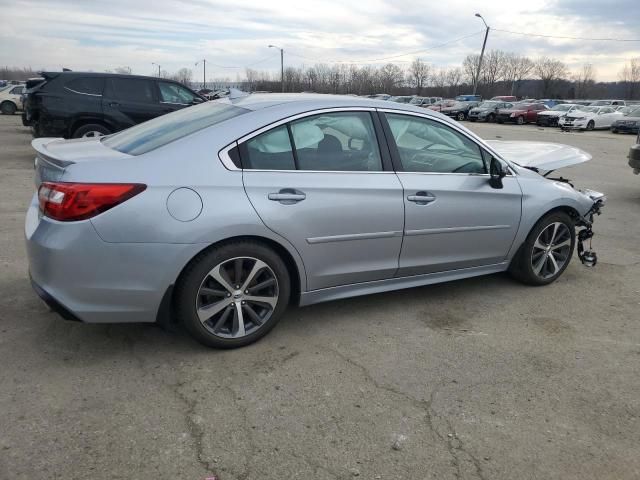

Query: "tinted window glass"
left=244, top=125, right=296, bottom=170
left=159, top=82, right=197, bottom=104
left=65, top=77, right=104, bottom=95
left=290, top=112, right=382, bottom=171
left=386, top=113, right=485, bottom=174
left=107, top=78, right=154, bottom=103
left=103, top=102, right=247, bottom=155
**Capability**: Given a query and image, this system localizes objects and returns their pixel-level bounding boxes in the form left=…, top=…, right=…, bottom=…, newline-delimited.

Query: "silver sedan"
left=26, top=94, right=605, bottom=348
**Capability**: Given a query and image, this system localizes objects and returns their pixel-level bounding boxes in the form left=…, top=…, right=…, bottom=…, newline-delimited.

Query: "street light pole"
left=268, top=45, right=284, bottom=92
left=473, top=13, right=490, bottom=96
left=152, top=63, right=161, bottom=78
left=196, top=60, right=207, bottom=89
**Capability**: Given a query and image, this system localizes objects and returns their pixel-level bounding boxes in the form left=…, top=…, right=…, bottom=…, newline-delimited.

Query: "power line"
left=492, top=28, right=640, bottom=42
left=286, top=30, right=484, bottom=65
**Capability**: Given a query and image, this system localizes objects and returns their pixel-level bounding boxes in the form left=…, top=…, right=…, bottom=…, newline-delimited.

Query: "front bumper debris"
left=576, top=190, right=606, bottom=267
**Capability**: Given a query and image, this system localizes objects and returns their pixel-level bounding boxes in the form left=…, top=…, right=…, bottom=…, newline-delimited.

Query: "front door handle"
left=268, top=189, right=306, bottom=204
left=407, top=191, right=436, bottom=205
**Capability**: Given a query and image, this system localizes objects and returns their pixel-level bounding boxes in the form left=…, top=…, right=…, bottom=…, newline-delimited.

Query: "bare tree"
left=480, top=50, right=507, bottom=94
left=534, top=57, right=568, bottom=97
left=502, top=54, right=533, bottom=96
left=408, top=58, right=430, bottom=95
left=445, top=67, right=463, bottom=96
left=573, top=64, right=596, bottom=99
left=619, top=58, right=640, bottom=100
left=378, top=63, right=405, bottom=92
left=113, top=66, right=132, bottom=74
left=462, top=54, right=481, bottom=89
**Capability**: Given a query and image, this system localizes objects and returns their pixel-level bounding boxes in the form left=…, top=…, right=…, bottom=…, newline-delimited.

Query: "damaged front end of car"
left=574, top=189, right=606, bottom=267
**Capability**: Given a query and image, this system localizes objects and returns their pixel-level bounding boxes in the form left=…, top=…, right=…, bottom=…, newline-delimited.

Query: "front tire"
left=509, top=212, right=576, bottom=286
left=586, top=120, right=595, bottom=131
left=175, top=241, right=291, bottom=349
left=487, top=113, right=495, bottom=123
left=0, top=101, right=17, bottom=115
left=516, top=116, right=525, bottom=125
left=456, top=112, right=466, bottom=121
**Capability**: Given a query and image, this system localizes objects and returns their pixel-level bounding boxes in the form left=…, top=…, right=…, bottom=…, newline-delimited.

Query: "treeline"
left=3, top=53, right=639, bottom=100
left=242, top=53, right=640, bottom=100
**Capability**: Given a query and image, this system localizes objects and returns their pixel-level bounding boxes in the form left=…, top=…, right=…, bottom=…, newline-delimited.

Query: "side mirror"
left=489, top=157, right=506, bottom=189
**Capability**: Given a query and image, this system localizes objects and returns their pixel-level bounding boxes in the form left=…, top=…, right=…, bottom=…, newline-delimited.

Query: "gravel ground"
left=0, top=114, right=639, bottom=480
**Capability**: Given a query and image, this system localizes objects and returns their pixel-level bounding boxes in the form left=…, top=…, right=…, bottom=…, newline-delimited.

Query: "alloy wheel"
left=531, top=222, right=572, bottom=279
left=82, top=130, right=105, bottom=138
left=195, top=257, right=279, bottom=338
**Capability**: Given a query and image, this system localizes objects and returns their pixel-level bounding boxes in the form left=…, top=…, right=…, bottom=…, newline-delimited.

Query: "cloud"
left=0, top=0, right=638, bottom=81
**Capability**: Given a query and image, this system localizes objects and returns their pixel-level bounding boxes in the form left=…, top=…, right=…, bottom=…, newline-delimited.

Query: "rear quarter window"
left=65, top=77, right=104, bottom=95
left=102, top=102, right=248, bottom=155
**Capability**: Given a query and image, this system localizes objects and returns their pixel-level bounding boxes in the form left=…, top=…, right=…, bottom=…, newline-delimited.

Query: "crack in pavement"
left=170, top=379, right=219, bottom=477
left=325, top=346, right=487, bottom=480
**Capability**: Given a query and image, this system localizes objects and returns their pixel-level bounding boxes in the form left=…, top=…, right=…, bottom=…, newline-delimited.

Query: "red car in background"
left=496, top=102, right=548, bottom=124
left=428, top=99, right=457, bottom=112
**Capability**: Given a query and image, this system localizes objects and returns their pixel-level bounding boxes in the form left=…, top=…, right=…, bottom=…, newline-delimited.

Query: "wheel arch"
left=0, top=100, right=18, bottom=112
left=68, top=117, right=114, bottom=137
left=156, top=234, right=306, bottom=327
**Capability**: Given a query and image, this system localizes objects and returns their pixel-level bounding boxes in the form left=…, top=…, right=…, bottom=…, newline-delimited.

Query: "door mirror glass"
left=489, top=157, right=506, bottom=189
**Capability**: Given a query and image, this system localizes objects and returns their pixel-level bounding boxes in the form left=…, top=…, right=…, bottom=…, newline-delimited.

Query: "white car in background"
left=0, top=84, right=25, bottom=115
left=559, top=106, right=623, bottom=131
left=536, top=103, right=585, bottom=127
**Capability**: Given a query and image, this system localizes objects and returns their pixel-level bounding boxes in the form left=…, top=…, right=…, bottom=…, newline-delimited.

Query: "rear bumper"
left=25, top=195, right=203, bottom=324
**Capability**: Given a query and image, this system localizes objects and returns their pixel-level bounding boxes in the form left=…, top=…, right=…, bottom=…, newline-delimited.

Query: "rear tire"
left=509, top=212, right=576, bottom=286
left=0, top=101, right=17, bottom=115
left=72, top=123, right=111, bottom=138
left=175, top=241, right=291, bottom=349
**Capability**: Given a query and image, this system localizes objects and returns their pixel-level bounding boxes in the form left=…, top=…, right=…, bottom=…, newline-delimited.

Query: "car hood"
left=537, top=110, right=563, bottom=117
left=564, top=112, right=595, bottom=119
left=485, top=140, right=591, bottom=172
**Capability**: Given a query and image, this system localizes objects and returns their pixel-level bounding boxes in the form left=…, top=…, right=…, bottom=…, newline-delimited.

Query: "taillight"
left=38, top=182, right=146, bottom=221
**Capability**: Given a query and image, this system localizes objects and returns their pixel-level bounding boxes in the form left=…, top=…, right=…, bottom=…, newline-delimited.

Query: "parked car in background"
left=468, top=100, right=513, bottom=122
left=427, top=99, right=457, bottom=112
left=409, top=96, right=432, bottom=107
left=455, top=94, right=482, bottom=102
left=491, top=96, right=517, bottom=102
left=22, top=72, right=205, bottom=138
left=388, top=95, right=414, bottom=104
left=369, top=94, right=391, bottom=101
left=534, top=99, right=566, bottom=108
left=590, top=100, right=626, bottom=106
left=616, top=106, right=635, bottom=114
left=441, top=101, right=480, bottom=121
left=629, top=131, right=640, bottom=175
left=0, top=84, right=25, bottom=115
left=536, top=104, right=584, bottom=127
left=559, top=106, right=622, bottom=131
left=611, top=107, right=640, bottom=134
left=25, top=93, right=606, bottom=348
left=497, top=103, right=548, bottom=124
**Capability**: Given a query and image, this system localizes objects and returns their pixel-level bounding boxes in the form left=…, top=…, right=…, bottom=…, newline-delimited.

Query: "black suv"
left=22, top=72, right=205, bottom=138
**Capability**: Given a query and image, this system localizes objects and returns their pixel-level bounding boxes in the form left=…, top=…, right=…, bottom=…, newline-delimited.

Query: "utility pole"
left=195, top=60, right=207, bottom=89
left=152, top=62, right=161, bottom=78
left=268, top=45, right=284, bottom=92
left=473, top=13, right=490, bottom=96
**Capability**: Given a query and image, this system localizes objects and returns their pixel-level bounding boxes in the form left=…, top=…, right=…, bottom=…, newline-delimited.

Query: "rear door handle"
left=407, top=191, right=436, bottom=205
left=268, top=189, right=306, bottom=204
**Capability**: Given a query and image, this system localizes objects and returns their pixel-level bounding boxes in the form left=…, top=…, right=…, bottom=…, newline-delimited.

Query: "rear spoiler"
left=32, top=138, right=74, bottom=169
left=38, top=71, right=62, bottom=80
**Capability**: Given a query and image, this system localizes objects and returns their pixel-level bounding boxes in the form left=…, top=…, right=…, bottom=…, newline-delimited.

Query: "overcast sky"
left=1, top=0, right=639, bottom=82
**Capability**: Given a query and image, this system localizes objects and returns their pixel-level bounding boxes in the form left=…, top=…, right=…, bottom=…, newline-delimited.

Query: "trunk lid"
left=32, top=137, right=131, bottom=185
left=486, top=140, right=591, bottom=172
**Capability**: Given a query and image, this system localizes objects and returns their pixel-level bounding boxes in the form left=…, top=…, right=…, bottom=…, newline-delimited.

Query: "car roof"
left=226, top=93, right=428, bottom=112
left=40, top=71, right=172, bottom=82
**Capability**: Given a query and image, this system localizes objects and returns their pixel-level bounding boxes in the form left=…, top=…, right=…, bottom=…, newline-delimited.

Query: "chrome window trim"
left=219, top=107, right=394, bottom=174
left=64, top=87, right=102, bottom=97
left=378, top=107, right=517, bottom=175
left=160, top=101, right=190, bottom=106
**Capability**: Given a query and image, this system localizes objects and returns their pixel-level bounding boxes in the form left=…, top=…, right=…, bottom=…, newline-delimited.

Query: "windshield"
left=590, top=100, right=611, bottom=106
left=627, top=108, right=640, bottom=117
left=478, top=101, right=499, bottom=108
left=103, top=102, right=248, bottom=155
left=409, top=97, right=424, bottom=105
left=581, top=106, right=599, bottom=113
left=551, top=104, right=573, bottom=111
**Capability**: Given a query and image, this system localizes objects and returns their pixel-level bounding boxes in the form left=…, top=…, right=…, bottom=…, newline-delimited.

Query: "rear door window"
left=106, top=78, right=155, bottom=103
left=64, top=77, right=104, bottom=96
